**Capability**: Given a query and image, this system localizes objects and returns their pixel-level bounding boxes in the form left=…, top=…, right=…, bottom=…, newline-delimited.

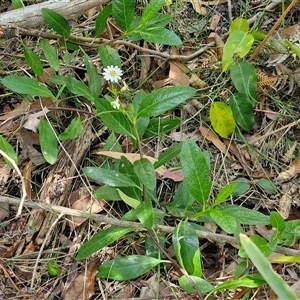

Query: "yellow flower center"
left=110, top=70, right=117, bottom=77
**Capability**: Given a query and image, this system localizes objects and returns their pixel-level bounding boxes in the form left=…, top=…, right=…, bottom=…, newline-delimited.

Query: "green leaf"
left=218, top=205, right=270, bottom=225
left=280, top=220, right=300, bottom=246
left=270, top=211, right=286, bottom=231
left=98, top=45, right=122, bottom=68
left=95, top=98, right=135, bottom=139
left=231, top=178, right=250, bottom=196
left=39, top=119, right=58, bottom=165
left=240, top=234, right=298, bottom=300
left=76, top=226, right=134, bottom=260
left=273, top=256, right=300, bottom=263
left=179, top=276, right=214, bottom=294
left=65, top=76, right=95, bottom=102
left=229, top=93, right=254, bottom=131
left=1, top=76, right=55, bottom=98
left=181, top=140, right=211, bottom=204
left=135, top=198, right=153, bottom=229
left=23, top=45, right=43, bottom=76
left=95, top=4, right=112, bottom=37
left=42, top=8, right=71, bottom=39
left=41, top=39, right=60, bottom=71
left=98, top=255, right=165, bottom=280
left=133, top=158, right=156, bottom=190
left=210, top=102, right=236, bottom=138
left=144, top=118, right=180, bottom=138
left=117, top=189, right=140, bottom=208
left=138, top=28, right=182, bottom=45
left=229, top=18, right=249, bottom=33
left=222, top=30, right=254, bottom=71
left=83, top=167, right=140, bottom=188
left=239, top=235, right=271, bottom=258
left=230, top=61, right=257, bottom=103
left=58, top=116, right=83, bottom=140
left=154, top=143, right=182, bottom=169
left=141, top=0, right=165, bottom=25
left=0, top=136, right=18, bottom=168
left=83, top=53, right=102, bottom=98
left=209, top=209, right=238, bottom=234
left=138, top=86, right=196, bottom=117
left=214, top=183, right=237, bottom=206
left=94, top=185, right=121, bottom=200
left=214, top=274, right=265, bottom=291
left=172, top=221, right=202, bottom=276
left=286, top=40, right=300, bottom=59
left=257, top=178, right=277, bottom=193
left=112, top=0, right=135, bottom=31
left=12, top=0, right=24, bottom=9
left=47, top=262, right=61, bottom=276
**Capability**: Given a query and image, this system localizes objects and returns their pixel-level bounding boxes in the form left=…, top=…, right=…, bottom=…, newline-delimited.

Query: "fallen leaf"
left=0, top=165, right=11, bottom=221
left=189, top=73, right=206, bottom=88
left=276, top=155, right=300, bottom=181
left=0, top=101, right=29, bottom=121
left=162, top=168, right=184, bottom=182
left=189, top=0, right=228, bottom=15
left=23, top=108, right=50, bottom=133
left=168, top=61, right=190, bottom=86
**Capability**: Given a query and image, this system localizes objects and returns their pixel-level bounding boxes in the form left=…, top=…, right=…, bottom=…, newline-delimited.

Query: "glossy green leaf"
left=65, top=76, right=94, bottom=102
left=280, top=220, right=300, bottom=246
left=83, top=167, right=140, bottom=188
left=58, top=116, right=83, bottom=140
left=214, top=274, right=265, bottom=291
left=230, top=61, right=257, bottom=103
left=47, top=262, right=61, bottom=276
left=41, top=39, right=60, bottom=71
left=12, top=0, right=24, bottom=9
left=214, top=183, right=237, bottom=206
left=143, top=118, right=180, bottom=138
left=83, top=53, right=102, bottom=98
left=172, top=221, right=202, bottom=276
left=133, top=158, right=156, bottom=190
left=76, top=226, right=134, bottom=260
left=154, top=142, right=182, bottom=169
left=181, top=140, right=211, bottom=204
left=117, top=189, right=140, bottom=208
left=138, top=28, right=182, bottom=45
left=218, top=204, right=270, bottom=225
left=239, top=235, right=271, bottom=258
left=39, top=119, right=58, bottom=165
left=229, top=18, right=249, bottom=33
left=0, top=136, right=18, bottom=168
left=95, top=4, right=112, bottom=37
left=222, top=30, right=254, bottom=71
left=42, top=8, right=71, bottom=39
left=94, top=185, right=121, bottom=200
left=179, top=275, right=214, bottom=294
left=240, top=233, right=298, bottom=300
left=138, top=86, right=196, bottom=117
left=135, top=198, right=153, bottom=229
left=98, top=45, right=122, bottom=68
left=23, top=45, right=43, bottom=76
left=141, top=0, right=165, bottom=25
left=210, top=102, right=236, bottom=138
left=210, top=209, right=238, bottom=234
left=257, top=178, right=277, bottom=193
left=270, top=211, right=285, bottom=231
left=95, top=98, right=135, bottom=139
left=112, top=0, right=134, bottom=31
left=229, top=93, right=254, bottom=131
left=143, top=14, right=171, bottom=28
left=1, top=76, right=55, bottom=98
left=98, top=255, right=165, bottom=280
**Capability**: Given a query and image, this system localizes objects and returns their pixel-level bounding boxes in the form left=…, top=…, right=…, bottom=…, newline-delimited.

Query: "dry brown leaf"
left=0, top=100, right=29, bottom=121
left=189, top=73, right=206, bottom=88
left=169, top=131, right=189, bottom=142
left=0, top=165, right=11, bottom=221
left=162, top=168, right=184, bottom=182
left=276, top=155, right=300, bottom=181
left=93, top=151, right=166, bottom=177
left=23, top=160, right=32, bottom=200
left=199, top=126, right=232, bottom=159
left=278, top=183, right=297, bottom=219
left=168, top=61, right=190, bottom=86
left=68, top=188, right=105, bottom=229
left=37, top=67, right=55, bottom=85
left=281, top=141, right=297, bottom=163
left=62, top=259, right=100, bottom=300
left=23, top=108, right=50, bottom=133
left=189, top=0, right=228, bottom=15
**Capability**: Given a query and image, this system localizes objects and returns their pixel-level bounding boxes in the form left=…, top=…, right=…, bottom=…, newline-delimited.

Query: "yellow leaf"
left=210, top=102, right=236, bottom=138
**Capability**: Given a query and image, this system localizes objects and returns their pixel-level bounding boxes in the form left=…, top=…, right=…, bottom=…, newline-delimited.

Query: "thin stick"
left=249, top=0, right=298, bottom=61
left=0, top=150, right=26, bottom=217
left=1, top=196, right=298, bottom=257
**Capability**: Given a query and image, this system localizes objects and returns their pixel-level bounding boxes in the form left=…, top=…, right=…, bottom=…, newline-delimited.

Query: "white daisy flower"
left=102, top=65, right=123, bottom=83
left=111, top=97, right=120, bottom=109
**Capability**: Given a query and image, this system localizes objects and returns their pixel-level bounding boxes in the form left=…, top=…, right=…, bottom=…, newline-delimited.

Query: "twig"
left=249, top=0, right=298, bottom=61
left=0, top=150, right=26, bottom=217
left=0, top=196, right=299, bottom=257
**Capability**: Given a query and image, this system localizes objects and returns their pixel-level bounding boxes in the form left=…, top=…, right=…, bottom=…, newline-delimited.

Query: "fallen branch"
left=0, top=0, right=109, bottom=28
left=1, top=195, right=298, bottom=257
